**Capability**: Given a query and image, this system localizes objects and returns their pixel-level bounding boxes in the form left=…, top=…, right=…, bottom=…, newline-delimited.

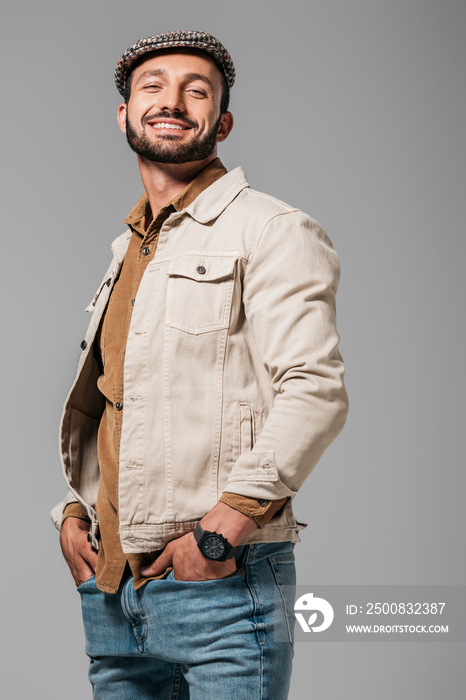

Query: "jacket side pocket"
left=239, top=403, right=255, bottom=454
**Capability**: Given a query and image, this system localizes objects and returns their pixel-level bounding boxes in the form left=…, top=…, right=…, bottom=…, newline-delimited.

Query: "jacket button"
left=106, top=278, right=112, bottom=286
left=142, top=246, right=151, bottom=256
left=116, top=401, right=123, bottom=411
left=258, top=499, right=269, bottom=507
left=80, top=340, right=87, bottom=350
left=197, top=265, right=206, bottom=274
left=130, top=299, right=135, bottom=306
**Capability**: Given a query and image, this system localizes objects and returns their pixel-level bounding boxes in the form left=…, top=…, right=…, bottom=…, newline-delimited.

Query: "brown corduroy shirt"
left=63, top=159, right=286, bottom=593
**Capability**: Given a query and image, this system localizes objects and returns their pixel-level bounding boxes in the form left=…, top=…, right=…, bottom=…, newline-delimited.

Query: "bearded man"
left=52, top=30, right=348, bottom=700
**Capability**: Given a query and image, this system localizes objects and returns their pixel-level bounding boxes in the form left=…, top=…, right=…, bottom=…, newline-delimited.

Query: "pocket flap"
left=168, top=254, right=237, bottom=282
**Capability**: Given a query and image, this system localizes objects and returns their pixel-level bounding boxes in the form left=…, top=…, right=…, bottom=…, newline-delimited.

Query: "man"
left=52, top=30, right=348, bottom=700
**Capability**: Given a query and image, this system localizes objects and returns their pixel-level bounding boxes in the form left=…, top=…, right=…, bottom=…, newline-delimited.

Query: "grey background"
left=1, top=0, right=465, bottom=698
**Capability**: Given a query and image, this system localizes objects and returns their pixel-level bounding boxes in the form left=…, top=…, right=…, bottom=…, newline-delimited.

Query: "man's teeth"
left=152, top=122, right=185, bottom=130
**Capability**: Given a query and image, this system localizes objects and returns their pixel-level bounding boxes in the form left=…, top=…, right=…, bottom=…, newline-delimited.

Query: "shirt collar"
left=123, top=157, right=228, bottom=237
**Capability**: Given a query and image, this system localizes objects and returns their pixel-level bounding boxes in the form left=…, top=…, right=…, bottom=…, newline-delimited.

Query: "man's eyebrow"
left=134, top=69, right=167, bottom=85
left=183, top=73, right=214, bottom=91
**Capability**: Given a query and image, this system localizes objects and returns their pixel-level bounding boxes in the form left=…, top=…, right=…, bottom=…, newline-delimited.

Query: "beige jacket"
left=51, top=167, right=348, bottom=553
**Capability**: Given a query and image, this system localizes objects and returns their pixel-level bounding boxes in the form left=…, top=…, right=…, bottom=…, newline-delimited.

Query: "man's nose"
left=159, top=85, right=186, bottom=113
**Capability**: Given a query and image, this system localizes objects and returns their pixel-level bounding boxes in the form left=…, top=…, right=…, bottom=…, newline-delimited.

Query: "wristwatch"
left=193, top=522, right=236, bottom=561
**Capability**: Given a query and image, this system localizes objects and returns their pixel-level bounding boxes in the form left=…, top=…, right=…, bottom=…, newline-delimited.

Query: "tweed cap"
left=115, top=30, right=235, bottom=97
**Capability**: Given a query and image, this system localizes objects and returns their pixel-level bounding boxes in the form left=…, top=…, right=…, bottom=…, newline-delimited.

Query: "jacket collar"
left=122, top=157, right=228, bottom=236
left=183, top=166, right=249, bottom=223
left=110, top=166, right=249, bottom=258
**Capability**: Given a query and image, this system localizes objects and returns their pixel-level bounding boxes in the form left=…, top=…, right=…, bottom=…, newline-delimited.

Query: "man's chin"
left=130, top=141, right=215, bottom=165
left=141, top=149, right=202, bottom=165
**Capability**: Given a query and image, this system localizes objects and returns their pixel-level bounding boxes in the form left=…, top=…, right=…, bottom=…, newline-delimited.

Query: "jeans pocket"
left=268, top=554, right=296, bottom=646
left=76, top=573, right=96, bottom=592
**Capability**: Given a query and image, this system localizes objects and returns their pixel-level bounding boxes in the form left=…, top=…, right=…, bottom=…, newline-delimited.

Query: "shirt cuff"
left=219, top=492, right=288, bottom=528
left=61, top=502, right=91, bottom=528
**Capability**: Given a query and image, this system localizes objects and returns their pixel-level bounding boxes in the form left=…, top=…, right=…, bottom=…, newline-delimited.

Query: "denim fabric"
left=51, top=167, right=348, bottom=555
left=78, top=541, right=296, bottom=699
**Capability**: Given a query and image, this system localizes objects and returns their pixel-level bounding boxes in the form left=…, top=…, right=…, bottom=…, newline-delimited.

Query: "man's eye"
left=189, top=88, right=206, bottom=96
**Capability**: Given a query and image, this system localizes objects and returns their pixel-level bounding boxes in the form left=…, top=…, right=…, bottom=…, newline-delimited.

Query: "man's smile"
left=151, top=122, right=187, bottom=131
left=145, top=116, right=196, bottom=132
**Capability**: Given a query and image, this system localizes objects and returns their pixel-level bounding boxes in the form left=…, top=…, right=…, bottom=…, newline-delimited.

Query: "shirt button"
left=142, top=247, right=151, bottom=256
left=197, top=265, right=206, bottom=274
left=116, top=401, right=123, bottom=411
left=258, top=499, right=269, bottom=507
left=80, top=340, right=87, bottom=350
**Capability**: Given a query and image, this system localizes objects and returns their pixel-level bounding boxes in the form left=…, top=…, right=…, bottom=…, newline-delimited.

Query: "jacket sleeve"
left=223, top=209, right=349, bottom=500
left=50, top=490, right=82, bottom=531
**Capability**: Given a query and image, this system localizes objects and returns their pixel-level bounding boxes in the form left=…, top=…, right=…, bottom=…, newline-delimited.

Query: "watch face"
left=202, top=535, right=226, bottom=560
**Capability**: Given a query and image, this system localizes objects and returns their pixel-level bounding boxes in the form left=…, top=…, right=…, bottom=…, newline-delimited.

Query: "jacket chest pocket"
left=165, top=253, right=238, bottom=335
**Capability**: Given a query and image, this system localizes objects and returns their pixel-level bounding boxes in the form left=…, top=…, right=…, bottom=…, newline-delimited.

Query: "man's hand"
left=140, top=501, right=258, bottom=581
left=141, top=531, right=237, bottom=581
left=60, top=517, right=97, bottom=587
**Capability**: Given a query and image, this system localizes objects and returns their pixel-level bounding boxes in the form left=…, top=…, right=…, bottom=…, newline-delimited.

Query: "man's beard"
left=125, top=110, right=221, bottom=164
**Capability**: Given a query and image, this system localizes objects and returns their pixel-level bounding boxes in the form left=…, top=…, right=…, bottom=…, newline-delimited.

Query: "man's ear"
left=117, top=103, right=127, bottom=134
left=216, top=111, right=234, bottom=144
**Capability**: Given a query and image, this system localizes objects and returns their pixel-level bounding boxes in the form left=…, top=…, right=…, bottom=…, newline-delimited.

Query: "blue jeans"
left=78, top=541, right=296, bottom=699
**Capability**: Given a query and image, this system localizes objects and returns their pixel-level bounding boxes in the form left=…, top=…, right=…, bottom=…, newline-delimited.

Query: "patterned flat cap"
left=115, top=30, right=235, bottom=96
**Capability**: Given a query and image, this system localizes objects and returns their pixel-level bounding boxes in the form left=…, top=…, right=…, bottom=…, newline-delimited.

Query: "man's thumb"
left=140, top=551, right=170, bottom=577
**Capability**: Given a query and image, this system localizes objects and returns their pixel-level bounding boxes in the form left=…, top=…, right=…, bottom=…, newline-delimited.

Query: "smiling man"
left=52, top=30, right=348, bottom=700
left=123, top=50, right=230, bottom=164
